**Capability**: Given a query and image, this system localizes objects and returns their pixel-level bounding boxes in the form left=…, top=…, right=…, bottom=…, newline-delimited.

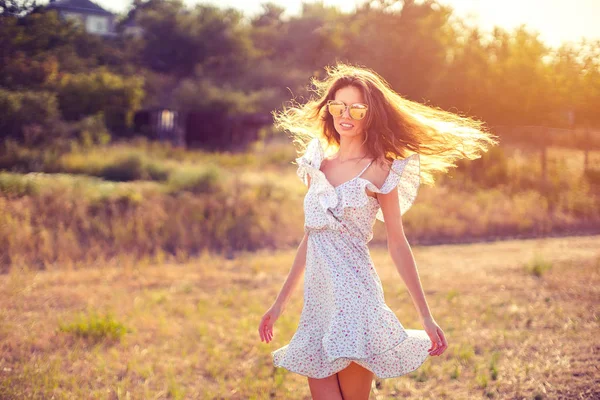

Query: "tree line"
left=1, top=0, right=599, bottom=146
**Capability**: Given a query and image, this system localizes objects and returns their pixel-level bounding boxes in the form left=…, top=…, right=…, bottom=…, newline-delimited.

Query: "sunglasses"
left=327, top=100, right=369, bottom=120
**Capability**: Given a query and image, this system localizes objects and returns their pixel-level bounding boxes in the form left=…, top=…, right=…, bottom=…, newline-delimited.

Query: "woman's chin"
left=336, top=130, right=360, bottom=138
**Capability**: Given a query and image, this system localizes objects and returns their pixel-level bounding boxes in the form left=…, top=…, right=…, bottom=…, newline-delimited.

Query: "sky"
left=47, top=0, right=600, bottom=49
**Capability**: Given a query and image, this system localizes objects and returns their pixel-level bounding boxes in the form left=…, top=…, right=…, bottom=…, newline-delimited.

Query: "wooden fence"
left=490, top=125, right=600, bottom=184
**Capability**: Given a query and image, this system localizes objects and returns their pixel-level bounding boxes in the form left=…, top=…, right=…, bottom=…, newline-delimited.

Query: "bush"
left=0, top=88, right=59, bottom=140
left=0, top=173, right=40, bottom=197
left=99, top=153, right=170, bottom=182
left=56, top=68, right=144, bottom=135
left=167, top=165, right=222, bottom=194
left=467, top=146, right=510, bottom=188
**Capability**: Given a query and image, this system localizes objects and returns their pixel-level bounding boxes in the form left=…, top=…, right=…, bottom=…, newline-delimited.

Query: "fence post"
left=540, top=126, right=547, bottom=187
left=583, top=127, right=590, bottom=172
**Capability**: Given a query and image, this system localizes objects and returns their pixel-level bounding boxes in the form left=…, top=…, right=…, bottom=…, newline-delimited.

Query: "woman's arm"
left=273, top=173, right=311, bottom=312
left=378, top=187, right=448, bottom=356
left=379, top=189, right=431, bottom=321
left=272, top=230, right=309, bottom=312
left=259, top=176, right=311, bottom=343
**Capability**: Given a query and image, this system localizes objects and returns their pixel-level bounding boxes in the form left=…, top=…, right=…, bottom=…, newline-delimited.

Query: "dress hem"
left=273, top=351, right=430, bottom=380
left=271, top=329, right=430, bottom=380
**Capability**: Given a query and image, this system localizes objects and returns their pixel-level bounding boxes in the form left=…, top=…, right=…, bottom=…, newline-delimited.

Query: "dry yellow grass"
left=0, top=235, right=598, bottom=399
left=1, top=142, right=599, bottom=271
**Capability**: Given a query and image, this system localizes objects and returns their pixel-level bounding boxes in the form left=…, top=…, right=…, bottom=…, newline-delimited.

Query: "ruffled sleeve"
left=365, top=153, right=421, bottom=222
left=295, top=138, right=324, bottom=186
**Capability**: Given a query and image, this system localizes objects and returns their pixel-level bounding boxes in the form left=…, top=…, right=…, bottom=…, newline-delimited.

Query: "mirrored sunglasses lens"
left=349, top=107, right=367, bottom=120
left=328, top=104, right=344, bottom=116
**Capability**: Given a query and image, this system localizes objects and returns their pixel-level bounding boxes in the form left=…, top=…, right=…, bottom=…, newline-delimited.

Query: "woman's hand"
left=421, top=316, right=448, bottom=356
left=258, top=303, right=282, bottom=344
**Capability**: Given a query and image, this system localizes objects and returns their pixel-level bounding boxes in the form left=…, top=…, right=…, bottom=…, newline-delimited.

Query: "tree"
left=134, top=1, right=253, bottom=79
left=0, top=0, right=40, bottom=17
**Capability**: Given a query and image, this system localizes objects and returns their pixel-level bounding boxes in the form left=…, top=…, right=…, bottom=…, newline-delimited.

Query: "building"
left=46, top=0, right=116, bottom=36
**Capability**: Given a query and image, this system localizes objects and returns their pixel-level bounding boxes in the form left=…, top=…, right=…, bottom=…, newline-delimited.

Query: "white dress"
left=271, top=138, right=431, bottom=379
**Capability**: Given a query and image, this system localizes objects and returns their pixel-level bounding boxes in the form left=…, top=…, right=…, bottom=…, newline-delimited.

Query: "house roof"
left=47, top=0, right=114, bottom=16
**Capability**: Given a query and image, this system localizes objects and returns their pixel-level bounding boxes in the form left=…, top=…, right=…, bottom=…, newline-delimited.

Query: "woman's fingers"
left=263, top=317, right=270, bottom=342
left=430, top=328, right=447, bottom=356
left=258, top=314, right=275, bottom=343
left=258, top=315, right=268, bottom=342
left=426, top=328, right=439, bottom=353
left=429, top=337, right=439, bottom=355
left=436, top=328, right=447, bottom=355
left=427, top=329, right=444, bottom=356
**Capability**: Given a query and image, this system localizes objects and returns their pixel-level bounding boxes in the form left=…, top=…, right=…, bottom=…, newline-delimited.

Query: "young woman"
left=258, top=63, right=498, bottom=399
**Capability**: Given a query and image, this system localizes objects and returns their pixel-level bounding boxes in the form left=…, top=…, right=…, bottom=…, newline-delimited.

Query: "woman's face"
left=331, top=85, right=368, bottom=139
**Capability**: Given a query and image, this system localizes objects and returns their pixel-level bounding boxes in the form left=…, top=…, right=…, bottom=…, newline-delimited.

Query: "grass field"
left=0, top=234, right=598, bottom=399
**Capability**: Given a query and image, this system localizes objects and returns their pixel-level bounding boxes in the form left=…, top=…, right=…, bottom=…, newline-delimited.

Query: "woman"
left=258, top=63, right=498, bottom=399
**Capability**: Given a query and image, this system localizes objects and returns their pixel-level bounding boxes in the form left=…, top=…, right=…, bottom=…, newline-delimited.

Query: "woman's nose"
left=342, top=106, right=351, bottom=118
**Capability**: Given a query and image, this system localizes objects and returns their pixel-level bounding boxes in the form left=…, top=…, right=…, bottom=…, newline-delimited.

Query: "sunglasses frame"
left=326, top=100, right=369, bottom=120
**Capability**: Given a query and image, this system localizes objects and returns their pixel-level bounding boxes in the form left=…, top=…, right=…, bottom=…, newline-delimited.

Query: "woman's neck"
left=335, top=135, right=368, bottom=162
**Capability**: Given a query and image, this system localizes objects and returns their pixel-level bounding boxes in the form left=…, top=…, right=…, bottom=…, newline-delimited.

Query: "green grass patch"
left=524, top=255, right=552, bottom=277
left=58, top=310, right=128, bottom=342
left=0, top=172, right=40, bottom=197
left=166, top=164, right=223, bottom=194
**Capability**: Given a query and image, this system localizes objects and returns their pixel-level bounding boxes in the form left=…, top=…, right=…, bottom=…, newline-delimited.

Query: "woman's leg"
left=337, top=362, right=374, bottom=400
left=307, top=373, right=344, bottom=400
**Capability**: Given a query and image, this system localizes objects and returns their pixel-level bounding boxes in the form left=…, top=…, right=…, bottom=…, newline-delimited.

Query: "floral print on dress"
left=271, top=138, right=430, bottom=379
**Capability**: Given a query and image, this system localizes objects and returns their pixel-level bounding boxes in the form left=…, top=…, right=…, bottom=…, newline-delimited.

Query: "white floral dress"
left=271, top=138, right=431, bottom=379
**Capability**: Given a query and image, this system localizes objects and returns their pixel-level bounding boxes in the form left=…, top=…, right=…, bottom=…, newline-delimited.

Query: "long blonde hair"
left=273, top=63, right=499, bottom=186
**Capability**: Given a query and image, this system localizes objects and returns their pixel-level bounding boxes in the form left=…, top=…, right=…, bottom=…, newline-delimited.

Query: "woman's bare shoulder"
left=364, top=157, right=392, bottom=190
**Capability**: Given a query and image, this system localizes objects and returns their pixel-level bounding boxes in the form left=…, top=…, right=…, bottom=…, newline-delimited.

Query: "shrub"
left=167, top=165, right=222, bottom=194
left=56, top=68, right=144, bottom=135
left=100, top=154, right=145, bottom=181
left=0, top=173, right=40, bottom=197
left=0, top=88, right=59, bottom=140
left=99, top=153, right=170, bottom=182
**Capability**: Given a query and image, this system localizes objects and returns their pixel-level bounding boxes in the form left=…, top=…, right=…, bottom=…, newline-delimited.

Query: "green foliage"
left=1, top=52, right=60, bottom=90
left=0, top=172, right=40, bottom=197
left=58, top=310, right=128, bottom=342
left=167, top=165, right=222, bottom=194
left=56, top=68, right=144, bottom=133
left=476, top=371, right=489, bottom=389
left=347, top=1, right=453, bottom=100
left=489, top=352, right=500, bottom=380
left=0, top=88, right=59, bottom=139
left=450, top=363, right=461, bottom=379
left=100, top=153, right=170, bottom=182
left=453, top=146, right=510, bottom=189
left=75, top=114, right=112, bottom=149
left=2, top=0, right=600, bottom=144
left=0, top=10, right=111, bottom=79
left=0, top=115, right=111, bottom=172
left=173, top=78, right=278, bottom=115
left=524, top=255, right=552, bottom=277
left=136, top=2, right=253, bottom=78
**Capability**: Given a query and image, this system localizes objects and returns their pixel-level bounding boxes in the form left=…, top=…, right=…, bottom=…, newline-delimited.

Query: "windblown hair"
left=273, top=63, right=499, bottom=186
